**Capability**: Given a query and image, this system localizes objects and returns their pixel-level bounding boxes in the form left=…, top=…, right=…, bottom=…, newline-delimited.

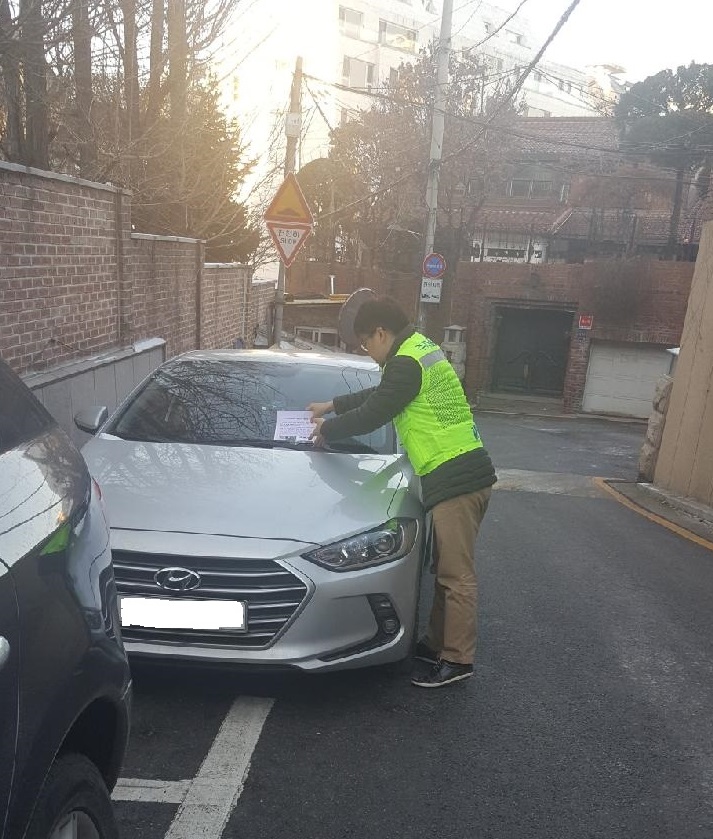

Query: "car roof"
left=171, top=348, right=380, bottom=372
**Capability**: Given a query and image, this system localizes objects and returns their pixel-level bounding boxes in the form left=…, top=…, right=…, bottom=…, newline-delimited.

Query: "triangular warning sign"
left=266, top=222, right=312, bottom=267
left=264, top=173, right=314, bottom=225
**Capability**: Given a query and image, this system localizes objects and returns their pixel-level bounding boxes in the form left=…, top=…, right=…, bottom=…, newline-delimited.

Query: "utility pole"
left=273, top=56, right=303, bottom=345
left=417, top=0, right=453, bottom=332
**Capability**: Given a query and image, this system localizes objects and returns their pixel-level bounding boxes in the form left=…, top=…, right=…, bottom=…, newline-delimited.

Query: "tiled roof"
left=508, top=117, right=621, bottom=167
left=474, top=205, right=703, bottom=245
left=475, top=207, right=561, bottom=235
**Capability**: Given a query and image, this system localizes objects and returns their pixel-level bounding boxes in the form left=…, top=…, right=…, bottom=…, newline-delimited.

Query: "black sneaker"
left=414, top=640, right=439, bottom=665
left=411, top=658, right=473, bottom=688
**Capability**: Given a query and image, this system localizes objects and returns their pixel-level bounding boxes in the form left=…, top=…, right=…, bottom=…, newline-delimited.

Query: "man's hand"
left=307, top=400, right=334, bottom=420
left=309, top=417, right=326, bottom=448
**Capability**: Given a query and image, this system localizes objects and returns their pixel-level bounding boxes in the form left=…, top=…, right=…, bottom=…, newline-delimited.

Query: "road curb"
left=471, top=406, right=647, bottom=425
left=595, top=478, right=713, bottom=553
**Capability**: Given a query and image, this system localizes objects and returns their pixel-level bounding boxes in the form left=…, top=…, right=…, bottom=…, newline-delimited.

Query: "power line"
left=313, top=0, right=585, bottom=223
left=461, top=0, right=532, bottom=54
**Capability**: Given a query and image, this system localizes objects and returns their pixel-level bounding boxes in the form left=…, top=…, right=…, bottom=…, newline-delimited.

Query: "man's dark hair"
left=353, top=297, right=410, bottom=337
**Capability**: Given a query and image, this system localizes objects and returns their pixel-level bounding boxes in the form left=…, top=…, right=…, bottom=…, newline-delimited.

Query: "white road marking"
left=164, top=696, right=274, bottom=839
left=113, top=779, right=192, bottom=804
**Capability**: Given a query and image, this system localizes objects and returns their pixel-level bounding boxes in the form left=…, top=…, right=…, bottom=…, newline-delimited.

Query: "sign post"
left=420, top=252, right=446, bottom=305
left=264, top=172, right=314, bottom=268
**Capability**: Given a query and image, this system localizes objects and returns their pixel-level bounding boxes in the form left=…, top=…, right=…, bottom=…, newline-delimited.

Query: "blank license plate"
left=120, top=597, right=246, bottom=631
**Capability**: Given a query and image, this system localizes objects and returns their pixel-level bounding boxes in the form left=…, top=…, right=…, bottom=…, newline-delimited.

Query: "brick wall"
left=0, top=162, right=274, bottom=376
left=0, top=162, right=124, bottom=372
left=448, top=260, right=694, bottom=411
left=130, top=234, right=202, bottom=358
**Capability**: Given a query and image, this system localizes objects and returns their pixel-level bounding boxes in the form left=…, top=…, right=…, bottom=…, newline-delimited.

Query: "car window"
left=105, top=359, right=395, bottom=454
left=0, top=360, right=55, bottom=455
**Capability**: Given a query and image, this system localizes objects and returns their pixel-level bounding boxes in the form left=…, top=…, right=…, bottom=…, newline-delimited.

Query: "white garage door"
left=582, top=343, right=673, bottom=418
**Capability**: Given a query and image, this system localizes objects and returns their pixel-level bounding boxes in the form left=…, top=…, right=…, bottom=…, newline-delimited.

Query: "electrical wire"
left=313, top=0, right=585, bottom=223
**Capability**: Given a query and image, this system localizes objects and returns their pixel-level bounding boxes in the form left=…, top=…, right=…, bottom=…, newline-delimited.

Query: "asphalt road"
left=114, top=416, right=713, bottom=839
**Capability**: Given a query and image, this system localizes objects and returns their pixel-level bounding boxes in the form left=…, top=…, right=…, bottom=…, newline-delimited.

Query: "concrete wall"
left=654, top=222, right=713, bottom=506
left=22, top=339, right=165, bottom=447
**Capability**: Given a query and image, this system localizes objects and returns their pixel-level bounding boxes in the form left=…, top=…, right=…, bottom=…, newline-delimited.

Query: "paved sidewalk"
left=472, top=391, right=647, bottom=424
left=605, top=480, right=713, bottom=547
left=473, top=391, right=711, bottom=545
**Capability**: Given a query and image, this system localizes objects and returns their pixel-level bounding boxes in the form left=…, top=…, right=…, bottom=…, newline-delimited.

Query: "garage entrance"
left=492, top=307, right=573, bottom=396
left=582, top=342, right=674, bottom=418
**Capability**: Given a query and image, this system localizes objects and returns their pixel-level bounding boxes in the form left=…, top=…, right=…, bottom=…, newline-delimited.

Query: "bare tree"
left=71, top=0, right=94, bottom=176
left=20, top=0, right=49, bottom=167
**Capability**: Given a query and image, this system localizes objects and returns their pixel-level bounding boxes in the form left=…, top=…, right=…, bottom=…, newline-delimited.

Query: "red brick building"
left=445, top=259, right=694, bottom=415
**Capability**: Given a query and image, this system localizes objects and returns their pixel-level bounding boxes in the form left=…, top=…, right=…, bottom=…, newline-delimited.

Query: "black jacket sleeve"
left=333, top=386, right=377, bottom=415
left=321, top=356, right=421, bottom=441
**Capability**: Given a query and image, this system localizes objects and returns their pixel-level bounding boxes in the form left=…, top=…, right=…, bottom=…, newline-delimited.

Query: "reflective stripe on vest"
left=392, top=332, right=483, bottom=476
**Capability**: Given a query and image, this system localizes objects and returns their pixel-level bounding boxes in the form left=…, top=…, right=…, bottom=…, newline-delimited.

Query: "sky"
left=509, top=0, right=712, bottom=82
left=223, top=0, right=712, bottom=277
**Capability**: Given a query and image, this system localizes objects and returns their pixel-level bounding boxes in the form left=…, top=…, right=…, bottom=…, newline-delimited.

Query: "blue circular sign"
left=422, top=252, right=447, bottom=279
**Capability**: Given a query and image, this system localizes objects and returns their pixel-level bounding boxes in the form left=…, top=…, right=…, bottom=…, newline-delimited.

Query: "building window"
left=340, top=107, right=359, bottom=125
left=533, top=71, right=542, bottom=83
left=508, top=179, right=531, bottom=198
left=526, top=106, right=551, bottom=117
left=506, top=30, right=523, bottom=45
left=295, top=327, right=340, bottom=348
left=507, top=179, right=555, bottom=199
left=530, top=180, right=553, bottom=198
left=339, top=6, right=363, bottom=39
left=342, top=56, right=376, bottom=88
left=379, top=19, right=417, bottom=53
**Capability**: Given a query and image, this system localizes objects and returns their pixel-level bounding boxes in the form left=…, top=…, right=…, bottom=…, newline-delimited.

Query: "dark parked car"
left=0, top=358, right=131, bottom=839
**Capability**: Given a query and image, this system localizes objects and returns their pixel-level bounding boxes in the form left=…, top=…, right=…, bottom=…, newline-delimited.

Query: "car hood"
left=82, top=436, right=409, bottom=546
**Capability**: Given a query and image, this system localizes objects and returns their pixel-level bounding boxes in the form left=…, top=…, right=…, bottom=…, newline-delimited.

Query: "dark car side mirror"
left=74, top=406, right=109, bottom=435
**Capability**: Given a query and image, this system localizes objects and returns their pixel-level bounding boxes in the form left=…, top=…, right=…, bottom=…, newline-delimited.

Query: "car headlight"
left=302, top=519, right=418, bottom=572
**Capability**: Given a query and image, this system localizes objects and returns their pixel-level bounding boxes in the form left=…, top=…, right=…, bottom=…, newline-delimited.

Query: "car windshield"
left=104, top=358, right=395, bottom=454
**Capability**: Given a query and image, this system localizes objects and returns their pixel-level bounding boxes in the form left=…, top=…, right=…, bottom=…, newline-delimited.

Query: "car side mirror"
left=74, top=406, right=109, bottom=434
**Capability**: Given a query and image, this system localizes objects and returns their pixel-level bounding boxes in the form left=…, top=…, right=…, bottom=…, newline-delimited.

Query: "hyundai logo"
left=154, top=567, right=201, bottom=592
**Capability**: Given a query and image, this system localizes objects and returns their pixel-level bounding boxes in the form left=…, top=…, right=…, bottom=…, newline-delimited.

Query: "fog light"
left=382, top=618, right=399, bottom=635
left=367, top=593, right=401, bottom=638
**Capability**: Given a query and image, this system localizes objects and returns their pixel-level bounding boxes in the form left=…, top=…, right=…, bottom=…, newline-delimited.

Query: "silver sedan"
left=78, top=349, right=428, bottom=672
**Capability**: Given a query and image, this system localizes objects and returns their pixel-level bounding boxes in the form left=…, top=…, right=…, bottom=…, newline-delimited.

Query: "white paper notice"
left=274, top=410, right=315, bottom=442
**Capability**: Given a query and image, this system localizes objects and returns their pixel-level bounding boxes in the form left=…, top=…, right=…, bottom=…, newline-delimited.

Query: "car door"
left=0, top=359, right=61, bottom=836
left=0, top=558, right=19, bottom=839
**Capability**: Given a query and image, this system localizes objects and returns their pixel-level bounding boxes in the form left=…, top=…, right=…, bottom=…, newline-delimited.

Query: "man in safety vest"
left=309, top=297, right=496, bottom=688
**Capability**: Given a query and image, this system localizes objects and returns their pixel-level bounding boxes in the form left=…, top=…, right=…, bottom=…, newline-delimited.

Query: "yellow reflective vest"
left=393, top=332, right=483, bottom=476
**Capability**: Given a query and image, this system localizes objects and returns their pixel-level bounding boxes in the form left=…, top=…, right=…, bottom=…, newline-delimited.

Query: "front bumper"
left=113, top=531, right=424, bottom=672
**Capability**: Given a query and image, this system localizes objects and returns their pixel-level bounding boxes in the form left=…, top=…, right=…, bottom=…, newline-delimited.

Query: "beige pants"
left=424, top=487, right=491, bottom=665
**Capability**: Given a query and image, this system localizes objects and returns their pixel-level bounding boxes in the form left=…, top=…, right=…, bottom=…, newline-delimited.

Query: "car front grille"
left=112, top=551, right=309, bottom=649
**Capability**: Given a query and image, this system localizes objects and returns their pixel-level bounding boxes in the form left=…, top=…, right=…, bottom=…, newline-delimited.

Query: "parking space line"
left=164, top=696, right=274, bottom=839
left=113, top=779, right=192, bottom=804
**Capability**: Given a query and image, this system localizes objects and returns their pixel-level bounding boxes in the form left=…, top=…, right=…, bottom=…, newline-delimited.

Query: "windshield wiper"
left=219, top=438, right=314, bottom=450
left=108, top=431, right=179, bottom=443
left=324, top=440, right=379, bottom=455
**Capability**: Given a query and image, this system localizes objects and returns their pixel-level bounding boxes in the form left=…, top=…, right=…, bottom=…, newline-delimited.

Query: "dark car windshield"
left=104, top=358, right=395, bottom=454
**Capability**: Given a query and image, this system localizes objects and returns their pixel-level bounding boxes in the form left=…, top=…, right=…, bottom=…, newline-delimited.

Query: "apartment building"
left=226, top=1, right=623, bottom=196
